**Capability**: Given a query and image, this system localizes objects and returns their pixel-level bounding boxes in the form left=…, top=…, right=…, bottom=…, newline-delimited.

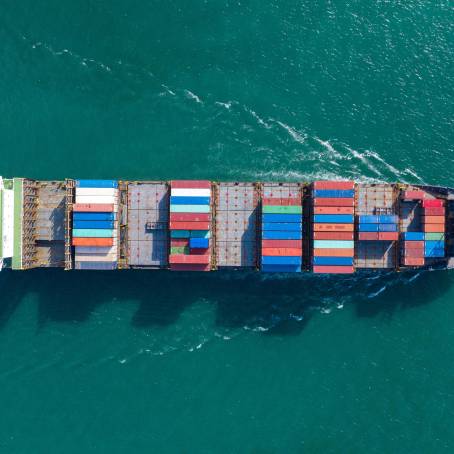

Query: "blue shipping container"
left=170, top=196, right=210, bottom=205
left=262, top=222, right=302, bottom=232
left=425, top=240, right=445, bottom=249
left=262, top=214, right=303, bottom=223
left=261, top=256, right=302, bottom=265
left=359, top=215, right=379, bottom=224
left=261, top=264, right=301, bottom=273
left=189, top=238, right=209, bottom=249
left=73, top=212, right=116, bottom=221
left=403, top=232, right=425, bottom=241
left=313, top=257, right=354, bottom=266
left=262, top=231, right=302, bottom=240
left=378, top=224, right=397, bottom=232
left=378, top=215, right=398, bottom=224
left=424, top=249, right=445, bottom=258
left=359, top=224, right=379, bottom=232
left=76, top=180, right=118, bottom=188
left=314, top=214, right=354, bottom=224
left=73, top=220, right=115, bottom=230
left=313, top=189, right=355, bottom=198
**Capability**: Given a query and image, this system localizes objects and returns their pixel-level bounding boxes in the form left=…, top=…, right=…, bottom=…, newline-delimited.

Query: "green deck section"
left=12, top=178, right=23, bottom=270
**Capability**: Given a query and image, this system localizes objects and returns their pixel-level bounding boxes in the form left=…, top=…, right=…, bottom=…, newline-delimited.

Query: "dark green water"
left=1, top=1, right=454, bottom=452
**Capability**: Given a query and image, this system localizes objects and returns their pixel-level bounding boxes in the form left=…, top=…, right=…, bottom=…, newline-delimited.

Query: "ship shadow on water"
left=0, top=267, right=452, bottom=334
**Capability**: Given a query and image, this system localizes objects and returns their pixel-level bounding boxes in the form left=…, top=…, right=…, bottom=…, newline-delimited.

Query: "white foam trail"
left=185, top=89, right=203, bottom=104
left=345, top=146, right=383, bottom=176
left=368, top=285, right=387, bottom=298
left=364, top=150, right=402, bottom=176
left=215, top=101, right=232, bottom=109
left=249, top=109, right=272, bottom=129
left=276, top=121, right=307, bottom=144
left=314, top=138, right=343, bottom=159
left=404, top=168, right=426, bottom=184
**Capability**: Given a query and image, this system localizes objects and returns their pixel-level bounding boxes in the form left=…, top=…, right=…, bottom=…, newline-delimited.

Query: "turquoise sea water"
left=1, top=1, right=454, bottom=452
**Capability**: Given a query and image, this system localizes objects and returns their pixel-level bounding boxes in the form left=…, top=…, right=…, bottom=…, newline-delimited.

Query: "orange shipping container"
left=72, top=237, right=114, bottom=247
left=314, top=223, right=354, bottom=232
left=313, top=248, right=354, bottom=257
left=422, top=216, right=445, bottom=224
left=261, top=248, right=302, bottom=257
left=314, top=206, right=354, bottom=215
left=313, top=198, right=354, bottom=207
left=424, top=224, right=445, bottom=233
left=403, top=257, right=425, bottom=266
left=169, top=221, right=210, bottom=230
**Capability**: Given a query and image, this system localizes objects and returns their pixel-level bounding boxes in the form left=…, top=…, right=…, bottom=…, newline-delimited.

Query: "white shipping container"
left=75, top=195, right=118, bottom=205
left=75, top=188, right=118, bottom=197
left=74, top=254, right=117, bottom=262
left=75, top=246, right=117, bottom=254
left=170, top=188, right=211, bottom=197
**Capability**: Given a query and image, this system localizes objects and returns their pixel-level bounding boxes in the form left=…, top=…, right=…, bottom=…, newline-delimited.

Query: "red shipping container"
left=358, top=232, right=379, bottom=241
left=313, top=248, right=354, bottom=257
left=423, top=207, right=445, bottom=216
left=404, top=241, right=424, bottom=249
left=190, top=248, right=210, bottom=255
left=403, top=190, right=426, bottom=200
left=313, top=265, right=354, bottom=274
left=314, top=206, right=354, bottom=215
left=404, top=248, right=424, bottom=258
left=261, top=240, right=302, bottom=248
left=170, top=264, right=211, bottom=271
left=169, top=254, right=210, bottom=264
left=424, top=223, right=445, bottom=233
left=422, top=216, right=445, bottom=224
left=262, top=198, right=301, bottom=206
left=313, top=181, right=355, bottom=190
left=378, top=232, right=399, bottom=241
left=314, top=223, right=354, bottom=232
left=261, top=248, right=302, bottom=256
left=73, top=203, right=114, bottom=212
left=171, top=239, right=189, bottom=247
left=403, top=258, right=425, bottom=266
left=313, top=232, right=354, bottom=240
left=169, top=221, right=210, bottom=231
left=313, top=198, right=354, bottom=207
left=422, top=199, right=444, bottom=208
left=72, top=237, right=114, bottom=247
left=171, top=180, right=211, bottom=189
left=170, top=213, right=211, bottom=222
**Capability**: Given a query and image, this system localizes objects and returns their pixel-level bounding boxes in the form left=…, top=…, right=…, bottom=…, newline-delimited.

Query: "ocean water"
left=1, top=1, right=454, bottom=452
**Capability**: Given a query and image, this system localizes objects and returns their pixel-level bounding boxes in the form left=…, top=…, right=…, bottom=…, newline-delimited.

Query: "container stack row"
left=402, top=232, right=425, bottom=266
left=168, top=180, right=212, bottom=271
left=72, top=180, right=118, bottom=270
left=358, top=215, right=399, bottom=241
left=260, top=196, right=303, bottom=272
left=423, top=199, right=445, bottom=260
left=312, top=181, right=355, bottom=274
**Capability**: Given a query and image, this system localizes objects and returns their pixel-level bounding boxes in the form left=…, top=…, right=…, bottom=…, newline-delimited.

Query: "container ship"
left=0, top=177, right=453, bottom=273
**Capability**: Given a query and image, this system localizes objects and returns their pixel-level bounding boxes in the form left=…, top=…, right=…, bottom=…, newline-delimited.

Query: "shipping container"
left=425, top=249, right=445, bottom=258
left=261, top=248, right=302, bottom=256
left=378, top=224, right=398, bottom=232
left=74, top=261, right=118, bottom=270
left=422, top=199, right=444, bottom=208
left=262, top=214, right=303, bottom=223
left=313, top=265, right=354, bottom=274
left=358, top=232, right=379, bottom=241
left=190, top=230, right=211, bottom=238
left=378, top=232, right=399, bottom=241
left=402, top=190, right=426, bottom=200
left=313, top=256, right=354, bottom=266
left=313, top=198, right=355, bottom=207
left=75, top=188, right=118, bottom=197
left=76, top=179, right=118, bottom=189
left=169, top=264, right=211, bottom=271
left=72, top=229, right=115, bottom=238
left=404, top=248, right=425, bottom=258
left=72, top=238, right=114, bottom=247
left=262, top=197, right=301, bottom=206
left=313, top=240, right=354, bottom=249
left=378, top=215, right=398, bottom=224
left=261, top=240, right=302, bottom=248
left=313, top=189, right=355, bottom=198
left=313, top=248, right=354, bottom=257
left=359, top=215, right=379, bottom=224
left=313, top=232, right=354, bottom=240
left=75, top=195, right=118, bottom=205
left=422, top=216, right=445, bottom=224
left=262, top=231, right=302, bottom=240
left=171, top=180, right=211, bottom=189
left=75, top=246, right=116, bottom=254
left=74, top=253, right=118, bottom=262
left=170, top=196, right=211, bottom=205
left=403, top=257, right=425, bottom=266
left=313, top=181, right=355, bottom=190
left=262, top=205, right=303, bottom=214
left=170, top=239, right=189, bottom=247
left=262, top=222, right=302, bottom=231
left=73, top=212, right=116, bottom=221
left=169, top=205, right=211, bottom=213
left=170, top=213, right=211, bottom=222
left=314, top=206, right=354, bottom=215
left=169, top=254, right=210, bottom=264
left=170, top=188, right=211, bottom=197
left=73, top=203, right=115, bottom=212
left=73, top=220, right=115, bottom=230
left=313, top=224, right=354, bottom=232
left=425, top=232, right=445, bottom=241
left=189, top=238, right=209, bottom=249
left=403, top=232, right=425, bottom=241
left=359, top=224, right=379, bottom=232
left=170, top=246, right=189, bottom=254
left=424, top=224, right=445, bottom=233
left=404, top=240, right=425, bottom=249
left=313, top=214, right=354, bottom=224
left=261, top=264, right=301, bottom=273
left=425, top=240, right=445, bottom=249
left=169, top=221, right=211, bottom=231
left=261, top=256, right=302, bottom=265
left=423, top=207, right=445, bottom=216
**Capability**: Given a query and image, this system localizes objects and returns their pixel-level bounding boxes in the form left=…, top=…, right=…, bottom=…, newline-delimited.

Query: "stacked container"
left=402, top=232, right=425, bottom=266
left=312, top=181, right=355, bottom=274
left=423, top=199, right=445, bottom=260
left=260, top=196, right=303, bottom=272
left=168, top=180, right=212, bottom=271
left=72, top=180, right=118, bottom=270
left=358, top=215, right=398, bottom=241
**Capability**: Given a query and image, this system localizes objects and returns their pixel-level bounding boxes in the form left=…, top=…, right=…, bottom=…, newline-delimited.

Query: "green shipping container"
left=170, top=205, right=210, bottom=213
left=72, top=229, right=115, bottom=238
left=171, top=246, right=189, bottom=254
left=425, top=232, right=445, bottom=241
left=262, top=205, right=302, bottom=214
left=170, top=230, right=211, bottom=239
